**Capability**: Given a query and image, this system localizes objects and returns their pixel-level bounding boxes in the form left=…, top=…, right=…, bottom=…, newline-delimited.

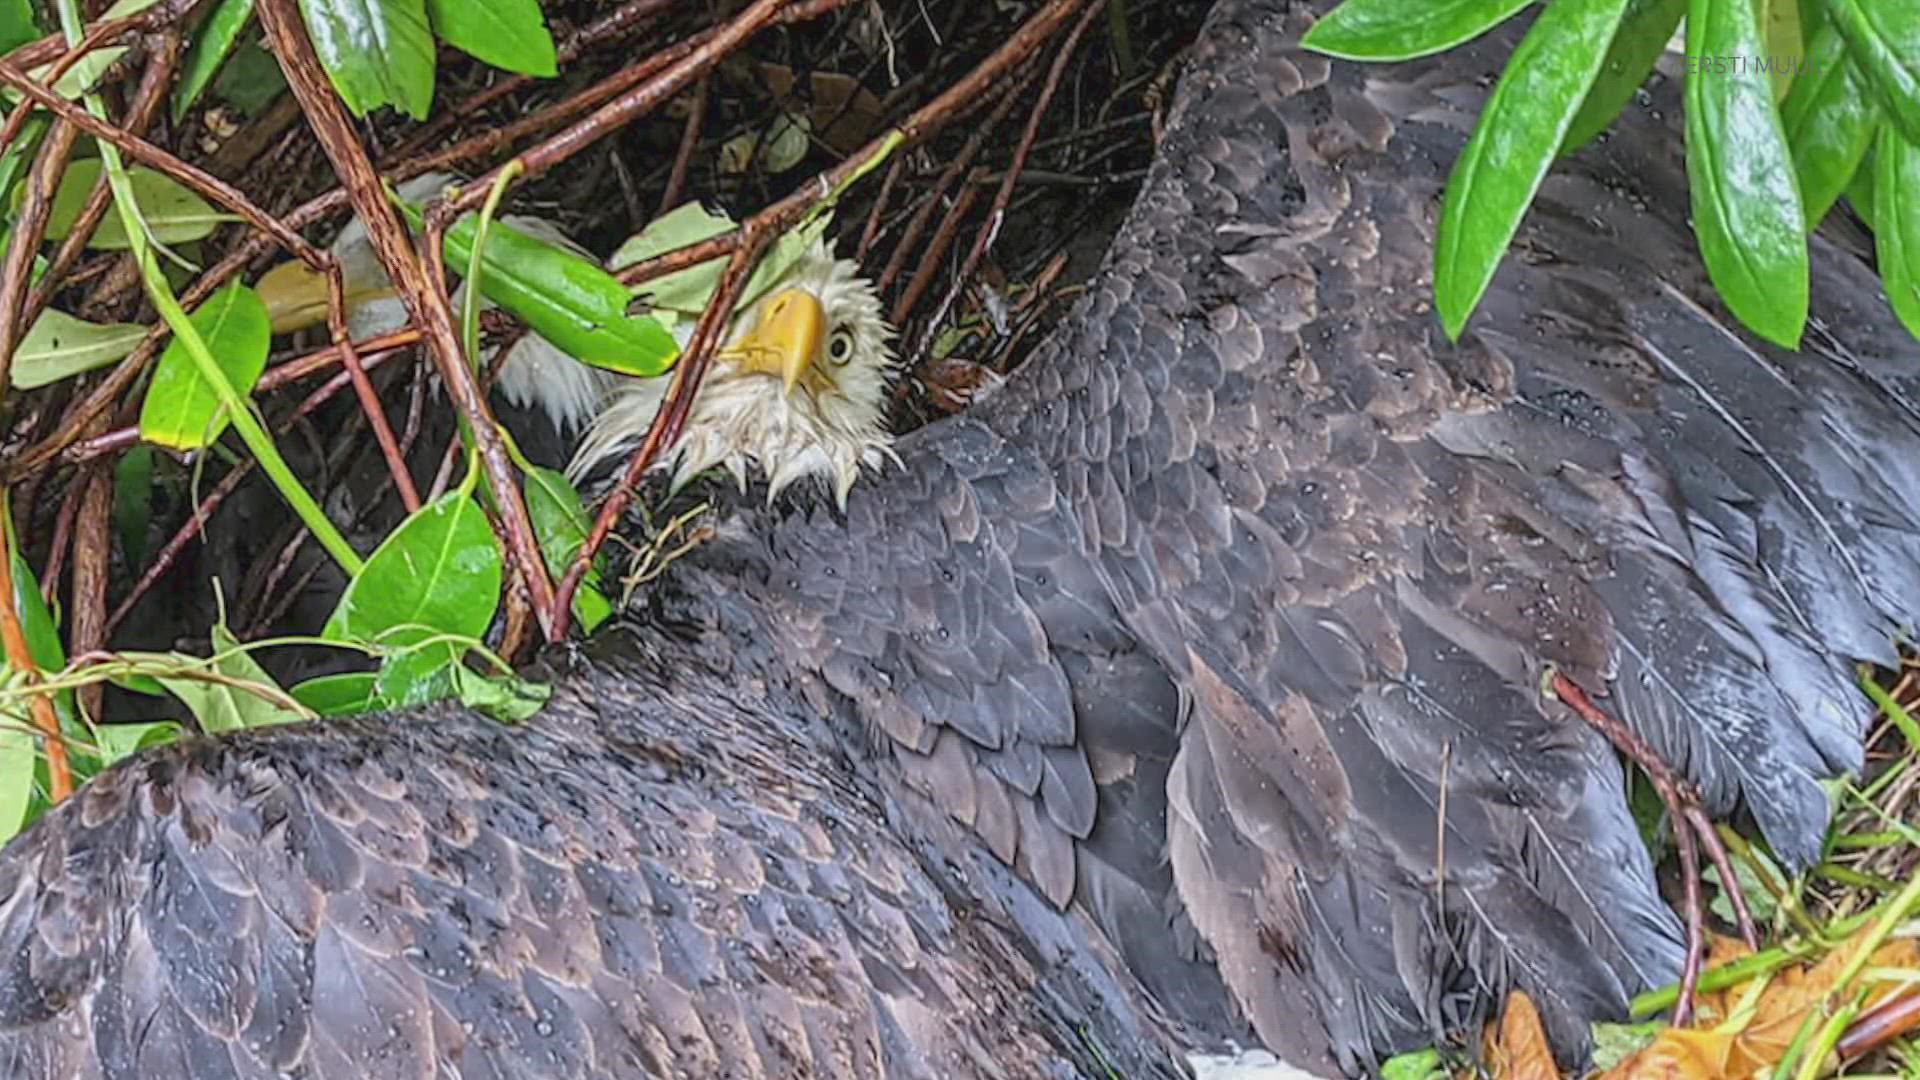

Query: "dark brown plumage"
left=4, top=1, right=1918, bottom=1076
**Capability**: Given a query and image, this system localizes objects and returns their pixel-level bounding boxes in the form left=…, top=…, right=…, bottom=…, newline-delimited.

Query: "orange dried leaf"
left=1483, top=991, right=1560, bottom=1080
left=1594, top=1027, right=1735, bottom=1080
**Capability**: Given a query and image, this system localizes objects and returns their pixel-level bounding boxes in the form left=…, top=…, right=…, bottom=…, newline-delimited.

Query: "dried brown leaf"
left=1482, top=991, right=1561, bottom=1080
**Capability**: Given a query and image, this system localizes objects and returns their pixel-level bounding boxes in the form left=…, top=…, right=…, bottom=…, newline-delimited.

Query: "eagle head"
left=568, top=236, right=898, bottom=509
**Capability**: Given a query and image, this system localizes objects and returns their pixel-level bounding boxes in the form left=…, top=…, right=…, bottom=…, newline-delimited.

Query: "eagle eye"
left=826, top=329, right=856, bottom=367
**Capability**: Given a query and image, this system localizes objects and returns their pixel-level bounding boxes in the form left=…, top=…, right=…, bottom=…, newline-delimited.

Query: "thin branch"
left=258, top=0, right=557, bottom=631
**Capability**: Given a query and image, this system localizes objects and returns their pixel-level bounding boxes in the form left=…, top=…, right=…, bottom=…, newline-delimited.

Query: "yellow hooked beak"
left=724, top=287, right=825, bottom=396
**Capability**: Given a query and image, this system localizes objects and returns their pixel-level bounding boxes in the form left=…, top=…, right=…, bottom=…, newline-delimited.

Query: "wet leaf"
left=139, top=282, right=271, bottom=450
left=1780, top=10, right=1879, bottom=227
left=523, top=466, right=611, bottom=633
left=1824, top=0, right=1920, bottom=147
left=112, top=445, right=154, bottom=569
left=1561, top=0, right=1687, bottom=155
left=97, top=720, right=183, bottom=763
left=425, top=0, right=554, bottom=77
left=0, top=0, right=36, bottom=53
left=289, top=671, right=379, bottom=716
left=1482, top=991, right=1559, bottom=1080
left=150, top=625, right=306, bottom=733
left=1300, top=0, right=1534, bottom=62
left=719, top=112, right=811, bottom=175
left=323, top=488, right=501, bottom=654
left=211, top=38, right=288, bottom=115
left=37, top=158, right=238, bottom=248
left=1875, top=125, right=1920, bottom=340
left=1684, top=0, right=1808, bottom=348
left=611, top=201, right=832, bottom=332
left=297, top=0, right=434, bottom=119
left=451, top=665, right=549, bottom=723
left=397, top=195, right=679, bottom=377
left=1434, top=0, right=1632, bottom=339
left=171, top=0, right=257, bottom=121
left=1589, top=1021, right=1662, bottom=1070
left=9, top=308, right=146, bottom=389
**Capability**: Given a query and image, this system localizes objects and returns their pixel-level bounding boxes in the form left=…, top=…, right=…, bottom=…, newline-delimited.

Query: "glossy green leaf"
left=139, top=282, right=271, bottom=450
left=297, top=0, right=434, bottom=119
left=523, top=465, right=611, bottom=633
left=1434, top=0, right=1632, bottom=339
left=97, top=720, right=183, bottom=764
left=1684, top=0, right=1809, bottom=348
left=1377, top=1048, right=1447, bottom=1080
left=1299, top=0, right=1534, bottom=61
left=451, top=665, right=550, bottom=723
left=611, top=201, right=833, bottom=333
left=425, top=0, right=555, bottom=77
left=1825, top=0, right=1920, bottom=147
left=0, top=0, right=37, bottom=54
left=0, top=691, right=34, bottom=844
left=1847, top=147, right=1877, bottom=231
left=171, top=0, right=257, bottom=121
left=1561, top=0, right=1687, bottom=155
left=1780, top=12, right=1879, bottom=226
left=112, top=445, right=154, bottom=569
left=372, top=644, right=458, bottom=708
left=1760, top=0, right=1804, bottom=101
left=324, top=488, right=502, bottom=651
left=151, top=625, right=305, bottom=733
left=398, top=197, right=680, bottom=377
left=38, top=158, right=239, bottom=248
left=1874, top=125, right=1920, bottom=340
left=9, top=308, right=146, bottom=389
left=290, top=671, right=379, bottom=715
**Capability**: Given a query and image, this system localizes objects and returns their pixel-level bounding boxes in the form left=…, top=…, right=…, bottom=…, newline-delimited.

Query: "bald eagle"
left=2, top=2, right=1917, bottom=1078
left=256, top=175, right=899, bottom=504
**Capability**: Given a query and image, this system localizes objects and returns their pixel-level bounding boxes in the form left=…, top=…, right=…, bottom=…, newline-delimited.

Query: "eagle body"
left=6, top=1, right=1920, bottom=1077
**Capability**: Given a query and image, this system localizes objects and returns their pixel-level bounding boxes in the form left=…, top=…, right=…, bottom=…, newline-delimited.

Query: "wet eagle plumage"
left=3, top=1, right=1918, bottom=1077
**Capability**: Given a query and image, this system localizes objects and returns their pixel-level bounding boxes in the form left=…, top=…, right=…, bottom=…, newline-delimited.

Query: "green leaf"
left=0, top=691, right=34, bottom=844
left=112, top=445, right=154, bottom=568
left=1825, top=0, right=1920, bottom=147
left=323, top=488, right=502, bottom=652
left=1874, top=125, right=1920, bottom=340
left=523, top=465, right=611, bottom=633
left=1434, top=0, right=1632, bottom=339
left=138, top=282, right=271, bottom=450
left=289, top=671, right=379, bottom=715
left=19, top=45, right=129, bottom=98
left=1847, top=146, right=1877, bottom=230
left=398, top=195, right=679, bottom=377
left=1378, top=1048, right=1447, bottom=1080
left=0, top=113, right=48, bottom=210
left=9, top=307, right=146, bottom=389
left=424, top=0, right=555, bottom=77
left=1589, top=1022, right=1662, bottom=1070
left=1561, top=0, right=1687, bottom=156
left=171, top=0, right=257, bottom=121
left=297, top=0, right=434, bottom=119
left=1780, top=11, right=1879, bottom=226
left=1299, top=0, right=1535, bottom=61
left=151, top=625, right=304, bottom=733
left=451, top=665, right=550, bottom=723
left=372, top=643, right=458, bottom=708
left=611, top=202, right=833, bottom=332
left=211, top=38, right=288, bottom=115
left=36, top=157, right=239, bottom=248
left=1684, top=0, right=1809, bottom=348
left=1705, top=845, right=1783, bottom=926
left=0, top=0, right=38, bottom=54
left=97, top=720, right=183, bottom=764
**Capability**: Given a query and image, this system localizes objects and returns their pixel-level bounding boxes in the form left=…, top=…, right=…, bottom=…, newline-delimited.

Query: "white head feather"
left=567, top=237, right=899, bottom=509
